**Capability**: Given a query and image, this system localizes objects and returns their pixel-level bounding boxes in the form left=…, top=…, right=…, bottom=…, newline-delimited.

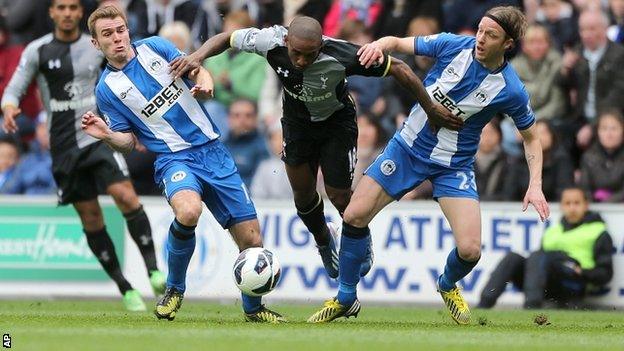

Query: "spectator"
left=293, top=0, right=332, bottom=25
left=99, top=0, right=150, bottom=40
left=9, top=121, right=56, bottom=195
left=203, top=10, right=268, bottom=139
left=607, top=0, right=624, bottom=43
left=4, top=0, right=53, bottom=45
left=0, top=16, right=42, bottom=141
left=352, top=114, right=385, bottom=189
left=478, top=187, right=615, bottom=309
left=443, top=0, right=522, bottom=34
left=145, top=0, right=207, bottom=48
left=250, top=122, right=293, bottom=200
left=322, top=0, right=383, bottom=37
left=372, top=0, right=442, bottom=38
left=561, top=9, right=624, bottom=150
left=535, top=0, right=579, bottom=51
left=199, top=0, right=266, bottom=43
left=338, top=19, right=382, bottom=112
left=580, top=110, right=624, bottom=202
left=159, top=20, right=191, bottom=52
left=511, top=24, right=567, bottom=121
left=475, top=120, right=509, bottom=201
left=387, top=16, right=439, bottom=125
left=224, top=99, right=270, bottom=187
left=503, top=120, right=574, bottom=201
left=0, top=137, right=19, bottom=193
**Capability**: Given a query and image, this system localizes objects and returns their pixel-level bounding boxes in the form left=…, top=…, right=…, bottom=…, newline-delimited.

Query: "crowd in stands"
left=1, top=0, right=624, bottom=203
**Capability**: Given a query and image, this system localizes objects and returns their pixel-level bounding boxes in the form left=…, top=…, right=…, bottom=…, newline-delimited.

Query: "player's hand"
left=357, top=41, right=385, bottom=68
left=424, top=103, right=464, bottom=131
left=169, top=53, right=202, bottom=79
left=81, top=111, right=110, bottom=140
left=1, top=105, right=21, bottom=133
left=190, top=83, right=214, bottom=100
left=522, top=185, right=550, bottom=222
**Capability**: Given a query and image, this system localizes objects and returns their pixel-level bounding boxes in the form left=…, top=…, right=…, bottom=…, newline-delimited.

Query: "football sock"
left=84, top=226, right=132, bottom=295
left=123, top=205, right=158, bottom=273
left=166, top=218, right=196, bottom=293
left=241, top=293, right=262, bottom=314
left=336, top=222, right=369, bottom=306
left=438, top=247, right=479, bottom=292
left=296, top=192, right=329, bottom=246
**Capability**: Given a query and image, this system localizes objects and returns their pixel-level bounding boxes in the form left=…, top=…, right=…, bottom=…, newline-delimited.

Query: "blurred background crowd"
left=1, top=0, right=624, bottom=204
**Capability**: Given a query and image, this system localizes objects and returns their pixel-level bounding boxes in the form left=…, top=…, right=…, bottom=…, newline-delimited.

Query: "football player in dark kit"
left=170, top=16, right=461, bottom=279
left=1, top=0, right=164, bottom=311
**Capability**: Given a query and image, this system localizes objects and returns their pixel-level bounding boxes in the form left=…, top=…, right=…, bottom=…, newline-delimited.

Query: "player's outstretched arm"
left=81, top=111, right=135, bottom=154
left=519, top=124, right=550, bottom=222
left=358, top=36, right=415, bottom=68
left=387, top=57, right=463, bottom=131
left=170, top=31, right=234, bottom=79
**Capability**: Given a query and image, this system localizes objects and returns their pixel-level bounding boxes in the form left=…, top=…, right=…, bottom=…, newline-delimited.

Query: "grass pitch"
left=1, top=299, right=622, bottom=351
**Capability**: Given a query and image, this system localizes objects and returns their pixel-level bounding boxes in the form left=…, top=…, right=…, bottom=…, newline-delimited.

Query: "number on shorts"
left=456, top=171, right=477, bottom=191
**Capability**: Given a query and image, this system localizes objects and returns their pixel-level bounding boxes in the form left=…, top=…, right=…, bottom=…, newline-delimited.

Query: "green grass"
left=1, top=300, right=622, bottom=351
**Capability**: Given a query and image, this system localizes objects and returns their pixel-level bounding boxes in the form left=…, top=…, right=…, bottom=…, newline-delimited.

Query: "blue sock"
left=166, top=219, right=196, bottom=293
left=241, top=293, right=262, bottom=313
left=336, top=222, right=370, bottom=306
left=438, top=247, right=479, bottom=292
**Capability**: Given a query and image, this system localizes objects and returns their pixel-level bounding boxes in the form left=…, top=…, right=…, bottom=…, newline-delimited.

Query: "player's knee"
left=326, top=190, right=350, bottom=213
left=342, top=206, right=368, bottom=228
left=113, top=190, right=139, bottom=212
left=458, top=243, right=481, bottom=262
left=175, top=202, right=202, bottom=226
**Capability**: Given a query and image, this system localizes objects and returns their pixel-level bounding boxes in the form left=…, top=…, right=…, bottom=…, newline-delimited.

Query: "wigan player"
left=307, top=6, right=550, bottom=324
left=169, top=16, right=460, bottom=280
left=82, top=5, right=284, bottom=323
left=1, top=0, right=163, bottom=311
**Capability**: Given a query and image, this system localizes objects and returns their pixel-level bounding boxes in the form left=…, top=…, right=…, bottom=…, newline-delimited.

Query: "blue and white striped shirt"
left=398, top=33, right=535, bottom=168
left=95, top=36, right=219, bottom=154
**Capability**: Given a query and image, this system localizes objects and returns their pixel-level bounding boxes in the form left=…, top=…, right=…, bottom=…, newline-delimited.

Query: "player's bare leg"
left=436, top=197, right=482, bottom=325
left=308, top=176, right=394, bottom=323
left=285, top=162, right=339, bottom=277
left=108, top=180, right=165, bottom=295
left=74, top=199, right=145, bottom=311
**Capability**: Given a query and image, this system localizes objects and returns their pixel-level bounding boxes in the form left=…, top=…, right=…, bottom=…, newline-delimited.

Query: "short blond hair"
left=87, top=5, right=128, bottom=38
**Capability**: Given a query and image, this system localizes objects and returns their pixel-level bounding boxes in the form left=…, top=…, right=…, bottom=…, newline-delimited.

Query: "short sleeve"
left=96, top=84, right=132, bottom=133
left=143, top=36, right=184, bottom=62
left=330, top=40, right=390, bottom=77
left=230, top=26, right=287, bottom=57
left=504, top=87, right=536, bottom=131
left=415, top=32, right=467, bottom=58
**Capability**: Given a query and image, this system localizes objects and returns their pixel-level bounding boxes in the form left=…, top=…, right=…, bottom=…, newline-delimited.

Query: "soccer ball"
left=232, top=247, right=281, bottom=297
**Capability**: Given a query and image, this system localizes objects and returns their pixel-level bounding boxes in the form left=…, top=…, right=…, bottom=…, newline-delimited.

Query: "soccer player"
left=1, top=0, right=163, bottom=311
left=168, top=16, right=461, bottom=280
left=82, top=5, right=284, bottom=323
left=307, top=6, right=551, bottom=324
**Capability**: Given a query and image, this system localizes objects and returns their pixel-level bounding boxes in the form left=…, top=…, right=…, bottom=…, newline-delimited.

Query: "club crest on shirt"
left=380, top=159, right=396, bottom=176
left=103, top=113, right=111, bottom=126
left=149, top=58, right=164, bottom=73
left=171, top=171, right=187, bottom=182
left=473, top=89, right=488, bottom=104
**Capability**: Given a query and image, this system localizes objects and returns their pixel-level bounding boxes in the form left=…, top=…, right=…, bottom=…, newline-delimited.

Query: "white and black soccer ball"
left=232, top=247, right=281, bottom=297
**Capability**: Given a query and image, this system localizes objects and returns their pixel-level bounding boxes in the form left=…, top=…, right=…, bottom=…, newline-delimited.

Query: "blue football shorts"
left=154, top=140, right=257, bottom=228
left=365, top=137, right=479, bottom=201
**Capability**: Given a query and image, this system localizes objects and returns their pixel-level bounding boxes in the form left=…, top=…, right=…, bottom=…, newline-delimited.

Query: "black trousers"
left=478, top=251, right=586, bottom=309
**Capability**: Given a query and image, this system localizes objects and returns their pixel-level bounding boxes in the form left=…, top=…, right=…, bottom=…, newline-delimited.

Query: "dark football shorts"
left=52, top=142, right=129, bottom=205
left=281, top=108, right=357, bottom=189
